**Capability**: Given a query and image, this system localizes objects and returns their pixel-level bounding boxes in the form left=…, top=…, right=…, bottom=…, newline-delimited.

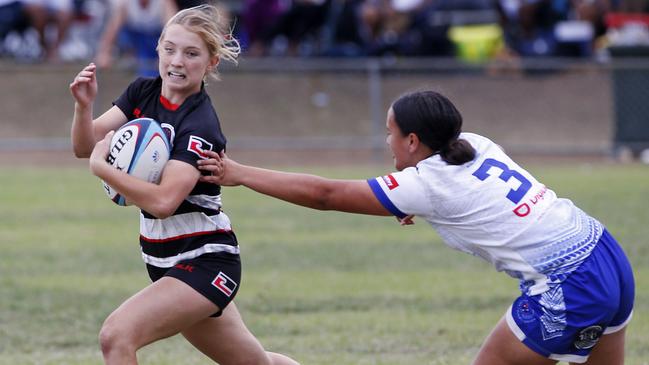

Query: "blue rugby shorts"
left=506, top=229, right=635, bottom=363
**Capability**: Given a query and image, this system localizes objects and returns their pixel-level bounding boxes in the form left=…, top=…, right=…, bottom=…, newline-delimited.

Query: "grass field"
left=1, top=162, right=648, bottom=364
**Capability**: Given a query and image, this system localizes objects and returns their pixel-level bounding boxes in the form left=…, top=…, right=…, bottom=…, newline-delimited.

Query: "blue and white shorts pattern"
left=506, top=229, right=635, bottom=363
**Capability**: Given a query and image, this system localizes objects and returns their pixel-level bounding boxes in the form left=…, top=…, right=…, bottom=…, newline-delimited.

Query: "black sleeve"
left=170, top=105, right=227, bottom=168
left=113, top=77, right=149, bottom=119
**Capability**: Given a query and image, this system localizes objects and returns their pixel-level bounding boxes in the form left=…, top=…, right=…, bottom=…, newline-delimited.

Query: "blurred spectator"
left=320, top=0, right=368, bottom=57
left=496, top=0, right=610, bottom=58
left=599, top=1, right=649, bottom=52
left=410, top=0, right=497, bottom=57
left=5, top=0, right=631, bottom=63
left=403, top=0, right=454, bottom=57
left=574, top=0, right=610, bottom=36
left=0, top=1, right=30, bottom=52
left=356, top=0, right=497, bottom=57
left=357, top=0, right=393, bottom=55
left=499, top=0, right=585, bottom=57
left=242, top=0, right=286, bottom=56
left=254, top=0, right=332, bottom=56
left=95, top=0, right=165, bottom=76
left=22, top=0, right=74, bottom=61
left=615, top=0, right=649, bottom=12
left=358, top=0, right=424, bottom=56
left=561, top=0, right=610, bottom=56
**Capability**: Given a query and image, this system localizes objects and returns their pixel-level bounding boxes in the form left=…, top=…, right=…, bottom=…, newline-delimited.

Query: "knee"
left=98, top=316, right=137, bottom=358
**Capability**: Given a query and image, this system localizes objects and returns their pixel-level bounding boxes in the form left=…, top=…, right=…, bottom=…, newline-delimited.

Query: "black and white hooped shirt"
left=114, top=77, right=239, bottom=268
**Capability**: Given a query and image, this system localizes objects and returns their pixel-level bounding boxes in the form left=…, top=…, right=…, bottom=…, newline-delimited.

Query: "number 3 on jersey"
left=472, top=158, right=532, bottom=204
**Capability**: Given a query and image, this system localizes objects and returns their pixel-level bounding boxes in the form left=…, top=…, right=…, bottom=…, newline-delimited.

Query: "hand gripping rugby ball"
left=102, top=118, right=171, bottom=206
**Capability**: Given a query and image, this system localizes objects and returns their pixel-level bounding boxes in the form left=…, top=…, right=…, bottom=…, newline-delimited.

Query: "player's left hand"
left=89, top=130, right=113, bottom=176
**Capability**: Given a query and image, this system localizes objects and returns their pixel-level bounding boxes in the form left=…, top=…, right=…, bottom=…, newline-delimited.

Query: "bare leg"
left=23, top=4, right=48, bottom=56
left=98, top=277, right=223, bottom=365
left=49, top=9, right=73, bottom=61
left=182, top=302, right=299, bottom=365
left=472, top=316, right=557, bottom=365
left=98, top=277, right=299, bottom=365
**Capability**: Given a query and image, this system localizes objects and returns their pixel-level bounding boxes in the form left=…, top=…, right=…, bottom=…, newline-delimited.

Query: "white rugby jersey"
left=368, top=133, right=603, bottom=295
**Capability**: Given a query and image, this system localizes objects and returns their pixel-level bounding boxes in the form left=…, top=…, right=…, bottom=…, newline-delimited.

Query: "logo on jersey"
left=573, top=325, right=603, bottom=349
left=381, top=174, right=399, bottom=190
left=161, top=123, right=175, bottom=148
left=515, top=299, right=536, bottom=323
left=187, top=135, right=213, bottom=159
left=211, top=271, right=237, bottom=297
left=513, top=186, right=549, bottom=217
left=174, top=263, right=194, bottom=272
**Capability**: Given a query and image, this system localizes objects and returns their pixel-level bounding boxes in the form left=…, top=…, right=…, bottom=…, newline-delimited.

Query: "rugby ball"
left=102, top=118, right=171, bottom=206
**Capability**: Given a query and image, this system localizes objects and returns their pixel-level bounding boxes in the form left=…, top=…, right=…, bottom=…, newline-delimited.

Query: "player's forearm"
left=91, top=161, right=177, bottom=218
left=71, top=103, right=96, bottom=158
left=235, top=165, right=388, bottom=216
left=236, top=164, right=334, bottom=210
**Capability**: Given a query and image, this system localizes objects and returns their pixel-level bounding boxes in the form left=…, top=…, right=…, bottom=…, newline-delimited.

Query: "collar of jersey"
left=159, top=95, right=181, bottom=111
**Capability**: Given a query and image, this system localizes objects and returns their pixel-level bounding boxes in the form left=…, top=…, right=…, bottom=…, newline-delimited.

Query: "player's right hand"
left=89, top=130, right=114, bottom=176
left=70, top=63, right=98, bottom=108
left=198, top=150, right=224, bottom=181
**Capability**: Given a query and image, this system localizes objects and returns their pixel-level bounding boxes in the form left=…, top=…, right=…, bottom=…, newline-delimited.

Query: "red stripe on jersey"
left=140, top=229, right=232, bottom=243
left=159, top=95, right=181, bottom=111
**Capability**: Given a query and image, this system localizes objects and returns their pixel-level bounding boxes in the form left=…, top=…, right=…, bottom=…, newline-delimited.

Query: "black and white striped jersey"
left=114, top=77, right=238, bottom=268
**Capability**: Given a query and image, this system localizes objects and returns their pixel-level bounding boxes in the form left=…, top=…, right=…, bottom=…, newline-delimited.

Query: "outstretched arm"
left=197, top=150, right=391, bottom=216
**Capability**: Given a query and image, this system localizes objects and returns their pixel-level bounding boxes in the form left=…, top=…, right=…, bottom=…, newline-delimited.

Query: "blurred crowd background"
left=2, top=0, right=649, bottom=162
left=2, top=0, right=649, bottom=75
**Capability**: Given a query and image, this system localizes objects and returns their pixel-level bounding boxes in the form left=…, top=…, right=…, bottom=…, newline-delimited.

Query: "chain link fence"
left=1, top=57, right=648, bottom=163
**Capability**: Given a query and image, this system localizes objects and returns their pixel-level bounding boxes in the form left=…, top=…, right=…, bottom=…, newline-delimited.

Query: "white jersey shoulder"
left=368, top=133, right=602, bottom=295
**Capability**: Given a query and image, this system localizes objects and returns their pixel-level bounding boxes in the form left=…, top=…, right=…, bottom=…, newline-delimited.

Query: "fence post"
left=610, top=46, right=649, bottom=159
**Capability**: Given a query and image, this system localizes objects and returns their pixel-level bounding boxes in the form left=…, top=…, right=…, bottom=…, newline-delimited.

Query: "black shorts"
left=146, top=252, right=241, bottom=317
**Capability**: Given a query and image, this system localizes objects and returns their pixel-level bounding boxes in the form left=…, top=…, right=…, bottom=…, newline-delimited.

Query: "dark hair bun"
left=440, top=138, right=475, bottom=165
